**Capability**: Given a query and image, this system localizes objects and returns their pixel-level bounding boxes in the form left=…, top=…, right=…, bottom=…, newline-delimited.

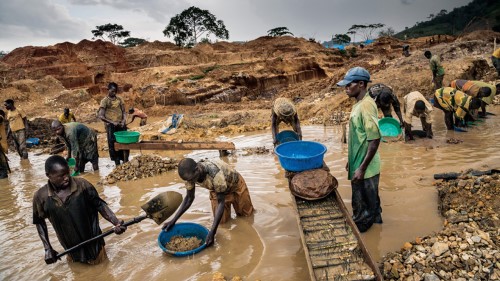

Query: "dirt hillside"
left=1, top=31, right=499, bottom=145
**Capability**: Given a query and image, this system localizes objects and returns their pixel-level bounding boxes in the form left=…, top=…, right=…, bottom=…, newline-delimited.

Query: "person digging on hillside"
left=424, top=51, right=445, bottom=90
left=4, top=99, right=28, bottom=159
left=271, top=97, right=302, bottom=147
left=0, top=109, right=10, bottom=179
left=450, top=79, right=500, bottom=118
left=402, top=91, right=433, bottom=141
left=98, top=82, right=129, bottom=166
left=127, top=107, right=148, bottom=126
left=367, top=83, right=404, bottom=127
left=162, top=158, right=254, bottom=247
left=492, top=47, right=500, bottom=77
left=337, top=67, right=382, bottom=233
left=33, top=155, right=126, bottom=265
left=51, top=120, right=99, bottom=174
left=58, top=108, right=77, bottom=124
left=433, top=87, right=488, bottom=130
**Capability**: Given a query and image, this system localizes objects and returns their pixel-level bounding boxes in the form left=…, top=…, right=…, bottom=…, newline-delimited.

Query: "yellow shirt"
left=7, top=108, right=27, bottom=132
left=434, top=87, right=471, bottom=119
left=403, top=91, right=433, bottom=124
left=450, top=80, right=496, bottom=105
left=59, top=112, right=75, bottom=124
left=0, top=115, right=7, bottom=152
left=493, top=48, right=500, bottom=58
left=99, top=96, right=124, bottom=122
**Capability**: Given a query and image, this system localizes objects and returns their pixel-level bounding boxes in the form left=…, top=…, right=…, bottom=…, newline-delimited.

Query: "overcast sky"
left=0, top=0, right=471, bottom=51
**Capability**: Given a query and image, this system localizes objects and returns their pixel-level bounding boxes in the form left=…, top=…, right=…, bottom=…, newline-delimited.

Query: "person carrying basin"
left=33, top=155, right=126, bottom=265
left=51, top=120, right=99, bottom=174
left=433, top=87, right=487, bottom=131
left=163, top=158, right=254, bottom=246
left=402, top=91, right=434, bottom=141
left=367, top=83, right=404, bottom=127
left=450, top=79, right=500, bottom=118
left=271, top=97, right=302, bottom=146
left=337, top=67, right=382, bottom=233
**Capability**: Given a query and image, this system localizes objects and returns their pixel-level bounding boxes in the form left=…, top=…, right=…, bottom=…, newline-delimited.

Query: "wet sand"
left=1, top=107, right=499, bottom=280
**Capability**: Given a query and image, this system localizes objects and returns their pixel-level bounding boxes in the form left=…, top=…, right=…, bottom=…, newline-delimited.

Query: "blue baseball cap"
left=336, top=67, right=371, bottom=86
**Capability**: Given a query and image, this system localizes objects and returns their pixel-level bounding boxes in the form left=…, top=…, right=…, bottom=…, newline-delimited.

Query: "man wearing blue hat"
left=337, top=67, right=382, bottom=233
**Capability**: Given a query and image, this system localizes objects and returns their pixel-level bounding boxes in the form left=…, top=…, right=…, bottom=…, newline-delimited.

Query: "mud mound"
left=105, top=155, right=177, bottom=183
left=381, top=172, right=500, bottom=280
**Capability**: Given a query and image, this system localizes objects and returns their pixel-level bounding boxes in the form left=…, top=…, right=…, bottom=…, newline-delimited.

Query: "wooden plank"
left=287, top=172, right=383, bottom=281
left=114, top=141, right=235, bottom=151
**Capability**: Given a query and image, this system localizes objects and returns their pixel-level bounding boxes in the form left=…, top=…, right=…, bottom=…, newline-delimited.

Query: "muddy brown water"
left=1, top=107, right=499, bottom=280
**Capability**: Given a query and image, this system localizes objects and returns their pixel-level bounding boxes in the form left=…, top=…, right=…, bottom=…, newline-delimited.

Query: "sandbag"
left=290, top=169, right=338, bottom=200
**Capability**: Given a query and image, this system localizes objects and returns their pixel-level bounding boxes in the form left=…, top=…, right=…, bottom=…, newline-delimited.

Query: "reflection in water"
left=1, top=107, right=499, bottom=280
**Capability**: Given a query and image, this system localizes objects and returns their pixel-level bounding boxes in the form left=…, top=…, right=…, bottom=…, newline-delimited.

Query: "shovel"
left=55, top=190, right=183, bottom=259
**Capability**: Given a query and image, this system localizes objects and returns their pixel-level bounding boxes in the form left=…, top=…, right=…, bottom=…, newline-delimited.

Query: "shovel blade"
left=141, top=191, right=183, bottom=225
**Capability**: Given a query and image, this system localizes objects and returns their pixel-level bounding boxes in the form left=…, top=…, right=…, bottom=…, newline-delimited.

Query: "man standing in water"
left=98, top=82, right=129, bottom=166
left=337, top=67, right=382, bottom=232
left=33, top=155, right=127, bottom=264
left=4, top=99, right=29, bottom=159
left=163, top=158, right=254, bottom=246
left=271, top=97, right=302, bottom=146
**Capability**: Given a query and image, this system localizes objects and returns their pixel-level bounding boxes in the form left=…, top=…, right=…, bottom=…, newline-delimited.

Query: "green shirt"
left=348, top=94, right=381, bottom=180
left=430, top=55, right=445, bottom=76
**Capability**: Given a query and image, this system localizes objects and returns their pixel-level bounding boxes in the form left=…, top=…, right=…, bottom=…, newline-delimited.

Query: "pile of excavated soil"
left=381, top=171, right=500, bottom=280
left=164, top=235, right=202, bottom=252
left=104, top=155, right=177, bottom=183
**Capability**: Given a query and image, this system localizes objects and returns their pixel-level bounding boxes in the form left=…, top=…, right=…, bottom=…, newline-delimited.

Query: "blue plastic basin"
left=26, top=137, right=40, bottom=148
left=274, top=141, right=327, bottom=172
left=158, top=222, right=208, bottom=257
left=276, top=130, right=299, bottom=144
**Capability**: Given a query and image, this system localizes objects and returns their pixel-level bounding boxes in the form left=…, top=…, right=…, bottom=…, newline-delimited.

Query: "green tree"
left=346, top=30, right=357, bottom=43
left=163, top=6, right=229, bottom=47
left=0, top=51, right=8, bottom=59
left=91, top=23, right=130, bottom=44
left=119, top=37, right=147, bottom=48
left=349, top=23, right=385, bottom=41
left=267, top=27, right=294, bottom=37
left=331, top=34, right=351, bottom=44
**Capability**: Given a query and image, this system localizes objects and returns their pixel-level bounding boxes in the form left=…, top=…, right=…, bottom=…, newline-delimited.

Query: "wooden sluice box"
left=285, top=168, right=383, bottom=281
left=114, top=140, right=235, bottom=156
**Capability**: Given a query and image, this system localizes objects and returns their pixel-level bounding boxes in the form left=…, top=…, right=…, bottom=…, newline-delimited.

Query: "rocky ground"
left=381, top=171, right=500, bottom=280
left=103, top=154, right=177, bottom=184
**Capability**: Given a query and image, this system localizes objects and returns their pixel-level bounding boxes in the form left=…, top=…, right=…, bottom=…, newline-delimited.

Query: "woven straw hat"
left=273, top=97, right=296, bottom=117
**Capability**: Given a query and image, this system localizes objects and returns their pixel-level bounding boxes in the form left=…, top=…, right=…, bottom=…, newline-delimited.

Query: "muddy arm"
left=206, top=192, right=226, bottom=247
left=97, top=204, right=126, bottom=234
left=35, top=221, right=59, bottom=264
left=162, top=188, right=195, bottom=230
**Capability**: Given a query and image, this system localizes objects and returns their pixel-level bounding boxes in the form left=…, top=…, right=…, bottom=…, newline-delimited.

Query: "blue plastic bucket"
left=276, top=130, right=299, bottom=144
left=158, top=222, right=208, bottom=257
left=274, top=141, right=327, bottom=172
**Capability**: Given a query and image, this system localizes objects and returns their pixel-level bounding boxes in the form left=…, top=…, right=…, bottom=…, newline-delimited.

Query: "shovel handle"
left=56, top=214, right=147, bottom=259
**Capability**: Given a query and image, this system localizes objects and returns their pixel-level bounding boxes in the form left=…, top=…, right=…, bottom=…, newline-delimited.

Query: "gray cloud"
left=68, top=0, right=187, bottom=22
left=0, top=0, right=87, bottom=48
left=401, top=0, right=416, bottom=5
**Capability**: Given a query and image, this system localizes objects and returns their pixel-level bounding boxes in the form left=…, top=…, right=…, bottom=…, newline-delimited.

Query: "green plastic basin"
left=114, top=131, right=140, bottom=144
left=378, top=117, right=402, bottom=137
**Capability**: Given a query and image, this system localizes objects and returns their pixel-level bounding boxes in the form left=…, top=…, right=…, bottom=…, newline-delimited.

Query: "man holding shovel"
left=33, top=155, right=127, bottom=265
